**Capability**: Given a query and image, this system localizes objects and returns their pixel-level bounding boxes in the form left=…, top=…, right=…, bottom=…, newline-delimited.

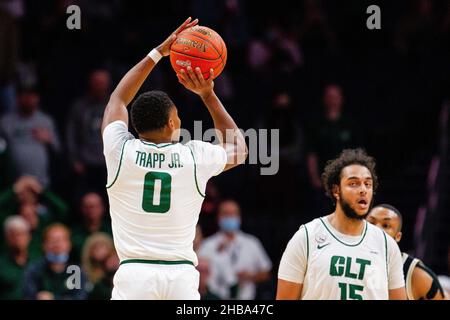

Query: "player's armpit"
left=412, top=264, right=446, bottom=300
left=276, top=279, right=303, bottom=300
left=388, top=286, right=407, bottom=300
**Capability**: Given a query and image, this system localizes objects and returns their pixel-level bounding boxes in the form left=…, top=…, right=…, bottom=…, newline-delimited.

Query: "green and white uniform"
left=278, top=216, right=405, bottom=300
left=103, top=121, right=227, bottom=299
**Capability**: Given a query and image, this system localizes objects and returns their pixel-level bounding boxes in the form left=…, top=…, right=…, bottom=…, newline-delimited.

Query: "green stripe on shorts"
left=120, top=259, right=194, bottom=266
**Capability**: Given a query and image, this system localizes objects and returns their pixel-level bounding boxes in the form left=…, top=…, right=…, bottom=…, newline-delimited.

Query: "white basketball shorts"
left=111, top=262, right=200, bottom=300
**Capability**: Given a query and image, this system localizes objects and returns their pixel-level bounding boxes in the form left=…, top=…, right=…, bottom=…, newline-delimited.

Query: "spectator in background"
left=0, top=87, right=61, bottom=187
left=23, top=223, right=87, bottom=300
left=0, top=176, right=68, bottom=258
left=67, top=70, right=111, bottom=195
left=196, top=257, right=221, bottom=300
left=196, top=223, right=236, bottom=299
left=306, top=84, right=358, bottom=214
left=199, top=200, right=272, bottom=300
left=0, top=216, right=36, bottom=299
left=71, top=192, right=111, bottom=263
left=81, top=232, right=118, bottom=300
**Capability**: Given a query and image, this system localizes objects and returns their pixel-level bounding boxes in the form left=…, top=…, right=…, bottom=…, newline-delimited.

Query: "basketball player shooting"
left=276, top=149, right=407, bottom=300
left=101, top=17, right=247, bottom=300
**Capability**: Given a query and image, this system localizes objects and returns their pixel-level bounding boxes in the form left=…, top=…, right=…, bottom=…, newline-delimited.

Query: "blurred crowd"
left=0, top=0, right=449, bottom=299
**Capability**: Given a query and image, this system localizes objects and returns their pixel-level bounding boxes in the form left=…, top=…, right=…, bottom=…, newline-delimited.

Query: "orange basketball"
left=170, top=26, right=227, bottom=80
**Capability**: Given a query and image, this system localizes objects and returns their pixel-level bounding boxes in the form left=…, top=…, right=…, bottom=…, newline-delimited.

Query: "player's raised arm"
left=101, top=17, right=198, bottom=134
left=177, top=68, right=248, bottom=171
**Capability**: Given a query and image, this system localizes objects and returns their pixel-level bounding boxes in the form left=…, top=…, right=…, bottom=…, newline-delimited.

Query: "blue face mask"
left=46, top=252, right=69, bottom=264
left=219, top=217, right=241, bottom=232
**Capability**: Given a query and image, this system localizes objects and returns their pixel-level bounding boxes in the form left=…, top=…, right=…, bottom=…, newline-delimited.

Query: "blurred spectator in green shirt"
left=22, top=223, right=87, bottom=300
left=71, top=192, right=111, bottom=263
left=0, top=176, right=68, bottom=257
left=0, top=216, right=39, bottom=299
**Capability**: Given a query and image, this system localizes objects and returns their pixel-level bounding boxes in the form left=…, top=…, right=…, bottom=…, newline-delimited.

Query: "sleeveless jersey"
left=278, top=216, right=405, bottom=299
left=103, top=121, right=227, bottom=266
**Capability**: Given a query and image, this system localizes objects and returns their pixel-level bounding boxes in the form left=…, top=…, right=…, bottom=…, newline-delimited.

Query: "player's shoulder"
left=366, top=220, right=384, bottom=235
left=185, top=139, right=221, bottom=150
left=365, top=220, right=391, bottom=242
left=286, top=219, right=319, bottom=243
left=303, top=216, right=327, bottom=234
left=404, top=253, right=426, bottom=270
left=103, top=120, right=128, bottom=132
left=402, top=252, right=413, bottom=262
left=103, top=121, right=135, bottom=141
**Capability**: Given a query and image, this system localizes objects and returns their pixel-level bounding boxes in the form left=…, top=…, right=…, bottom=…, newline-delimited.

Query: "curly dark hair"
left=130, top=90, right=175, bottom=133
left=321, top=148, right=379, bottom=200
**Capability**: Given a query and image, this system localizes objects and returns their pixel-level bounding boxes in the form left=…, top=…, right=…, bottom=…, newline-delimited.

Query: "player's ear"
left=395, top=231, right=402, bottom=243
left=332, top=184, right=340, bottom=200
left=167, top=118, right=175, bottom=130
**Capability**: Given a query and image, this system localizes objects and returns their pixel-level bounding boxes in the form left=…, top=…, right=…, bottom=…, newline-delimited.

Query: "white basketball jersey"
left=278, top=216, right=405, bottom=300
left=103, top=121, right=227, bottom=266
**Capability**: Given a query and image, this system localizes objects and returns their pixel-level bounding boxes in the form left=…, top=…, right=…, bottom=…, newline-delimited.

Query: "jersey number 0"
left=142, top=172, right=172, bottom=213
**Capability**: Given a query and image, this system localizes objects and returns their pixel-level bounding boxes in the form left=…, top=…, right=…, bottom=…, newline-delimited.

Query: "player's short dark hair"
left=375, top=204, right=403, bottom=231
left=322, top=148, right=379, bottom=200
left=130, top=90, right=175, bottom=134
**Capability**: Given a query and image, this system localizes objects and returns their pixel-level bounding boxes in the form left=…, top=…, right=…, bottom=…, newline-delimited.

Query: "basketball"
left=170, top=25, right=227, bottom=80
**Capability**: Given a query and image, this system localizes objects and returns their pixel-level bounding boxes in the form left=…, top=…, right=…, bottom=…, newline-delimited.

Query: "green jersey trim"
left=383, top=230, right=388, bottom=277
left=319, top=217, right=368, bottom=247
left=304, top=225, right=310, bottom=260
left=106, top=140, right=129, bottom=189
left=139, top=140, right=174, bottom=148
left=120, top=259, right=194, bottom=266
left=187, top=146, right=205, bottom=198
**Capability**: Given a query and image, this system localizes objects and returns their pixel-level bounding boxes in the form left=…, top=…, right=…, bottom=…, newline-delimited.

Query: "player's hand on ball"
left=156, top=17, right=199, bottom=57
left=177, top=67, right=214, bottom=98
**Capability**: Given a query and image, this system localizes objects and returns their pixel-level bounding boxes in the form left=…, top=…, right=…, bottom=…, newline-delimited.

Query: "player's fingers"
left=176, top=74, right=188, bottom=87
left=186, top=66, right=201, bottom=87
left=179, top=69, right=190, bottom=84
left=186, top=19, right=198, bottom=29
left=180, top=69, right=196, bottom=87
left=175, top=17, right=192, bottom=34
left=207, top=68, right=215, bottom=84
left=194, top=67, right=205, bottom=84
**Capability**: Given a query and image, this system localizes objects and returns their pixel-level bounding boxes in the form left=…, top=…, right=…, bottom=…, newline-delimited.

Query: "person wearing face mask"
left=22, top=223, right=87, bottom=300
left=198, top=200, right=272, bottom=300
